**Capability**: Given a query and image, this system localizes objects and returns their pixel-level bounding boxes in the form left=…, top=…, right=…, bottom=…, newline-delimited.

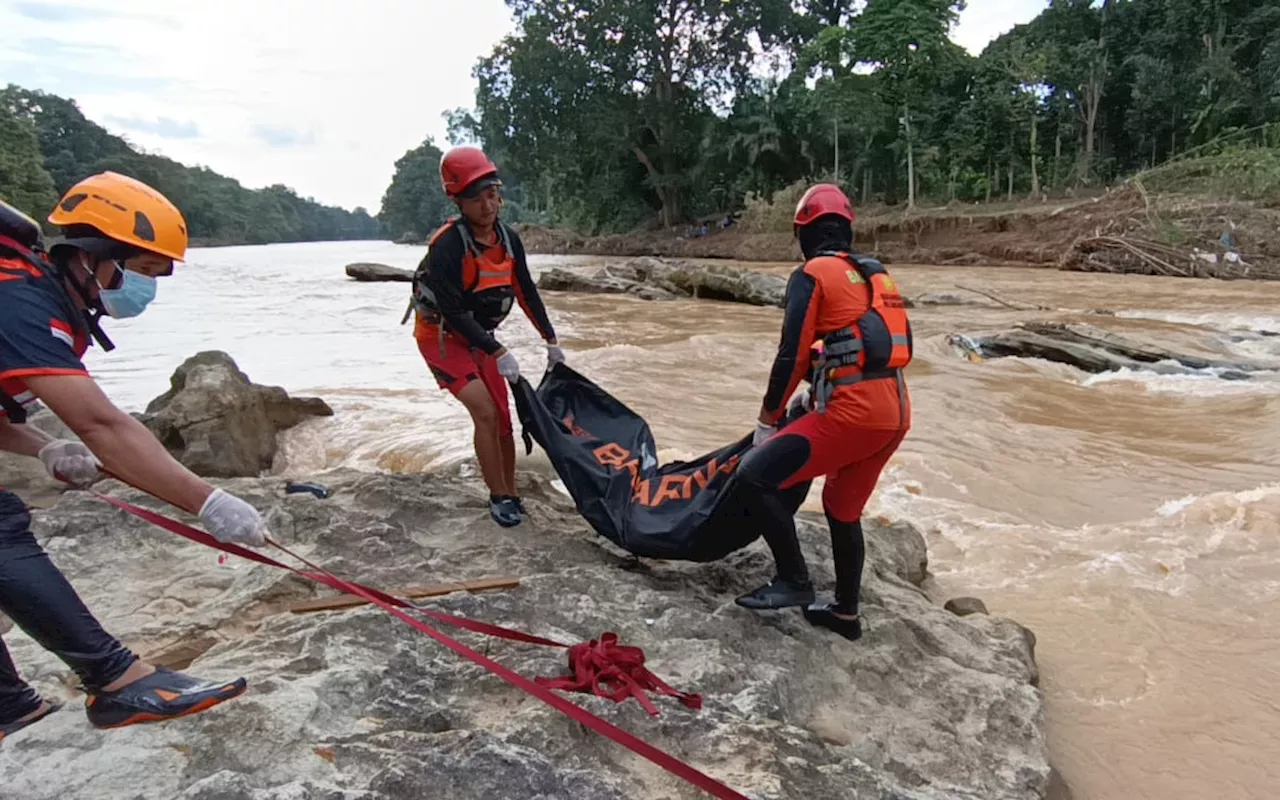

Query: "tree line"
left=0, top=85, right=384, bottom=246
left=378, top=0, right=1280, bottom=238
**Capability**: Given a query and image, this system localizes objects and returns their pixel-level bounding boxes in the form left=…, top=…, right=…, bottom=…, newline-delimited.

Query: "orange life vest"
left=409, top=218, right=517, bottom=334
left=808, top=251, right=912, bottom=412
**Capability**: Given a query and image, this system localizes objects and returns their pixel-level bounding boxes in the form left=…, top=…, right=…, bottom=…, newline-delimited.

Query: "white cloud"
left=952, top=0, right=1050, bottom=55
left=3, top=0, right=1048, bottom=212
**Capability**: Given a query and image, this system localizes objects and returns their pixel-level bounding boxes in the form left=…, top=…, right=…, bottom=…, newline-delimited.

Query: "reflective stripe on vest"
left=457, top=220, right=514, bottom=293
left=809, top=251, right=913, bottom=414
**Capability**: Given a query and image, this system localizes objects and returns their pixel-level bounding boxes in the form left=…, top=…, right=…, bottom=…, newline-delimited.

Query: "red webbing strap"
left=94, top=494, right=562, bottom=648
left=91, top=492, right=745, bottom=800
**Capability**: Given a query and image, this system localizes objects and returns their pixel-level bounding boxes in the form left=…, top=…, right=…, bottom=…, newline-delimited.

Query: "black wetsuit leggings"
left=0, top=490, right=137, bottom=723
left=736, top=436, right=866, bottom=614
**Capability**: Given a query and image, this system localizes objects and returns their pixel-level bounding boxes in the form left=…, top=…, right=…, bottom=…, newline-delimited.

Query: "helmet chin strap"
left=60, top=250, right=116, bottom=352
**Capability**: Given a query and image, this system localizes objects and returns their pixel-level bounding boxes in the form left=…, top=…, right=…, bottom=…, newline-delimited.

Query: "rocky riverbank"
left=0, top=353, right=1053, bottom=800
left=515, top=186, right=1279, bottom=281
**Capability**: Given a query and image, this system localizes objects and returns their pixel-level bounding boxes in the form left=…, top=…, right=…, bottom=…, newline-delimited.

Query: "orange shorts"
left=416, top=332, right=512, bottom=437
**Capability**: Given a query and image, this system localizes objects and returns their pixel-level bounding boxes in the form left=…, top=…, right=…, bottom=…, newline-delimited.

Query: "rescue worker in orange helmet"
left=732, top=183, right=912, bottom=642
left=409, top=146, right=564, bottom=527
left=0, top=174, right=265, bottom=742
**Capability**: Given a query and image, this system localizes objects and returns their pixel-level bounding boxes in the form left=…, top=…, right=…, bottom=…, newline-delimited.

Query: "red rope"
left=536, top=632, right=703, bottom=717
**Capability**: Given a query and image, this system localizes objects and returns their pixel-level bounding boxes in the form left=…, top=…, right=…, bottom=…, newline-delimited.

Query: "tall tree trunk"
left=1078, top=34, right=1107, bottom=185
left=1029, top=113, right=1040, bottom=196
left=833, top=114, right=840, bottom=182
left=1052, top=125, right=1062, bottom=190
left=1080, top=75, right=1100, bottom=184
left=631, top=145, right=673, bottom=227
left=1007, top=131, right=1016, bottom=201
left=987, top=157, right=995, bottom=204
left=903, top=102, right=915, bottom=209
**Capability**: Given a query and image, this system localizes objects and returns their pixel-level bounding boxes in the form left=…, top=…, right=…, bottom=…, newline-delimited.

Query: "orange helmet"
left=440, top=145, right=501, bottom=199
left=47, top=171, right=188, bottom=261
left=793, top=183, right=855, bottom=229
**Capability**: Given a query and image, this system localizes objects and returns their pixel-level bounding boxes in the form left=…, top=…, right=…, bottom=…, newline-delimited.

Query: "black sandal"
left=0, top=700, right=63, bottom=744
left=803, top=603, right=862, bottom=641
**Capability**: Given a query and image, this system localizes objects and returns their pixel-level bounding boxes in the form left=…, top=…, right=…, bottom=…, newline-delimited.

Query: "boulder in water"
left=539, top=257, right=787, bottom=307
left=946, top=597, right=990, bottom=617
left=345, top=262, right=414, bottom=282
left=138, top=351, right=333, bottom=478
left=0, top=467, right=1049, bottom=799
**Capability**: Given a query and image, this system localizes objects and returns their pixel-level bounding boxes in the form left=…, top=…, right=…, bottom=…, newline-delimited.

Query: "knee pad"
left=737, top=433, right=812, bottom=492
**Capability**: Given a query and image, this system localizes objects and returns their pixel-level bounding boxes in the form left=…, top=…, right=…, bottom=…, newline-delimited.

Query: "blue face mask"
left=97, top=262, right=157, bottom=318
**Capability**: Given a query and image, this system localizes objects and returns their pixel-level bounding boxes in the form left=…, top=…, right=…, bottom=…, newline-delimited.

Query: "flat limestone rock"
left=0, top=467, right=1050, bottom=800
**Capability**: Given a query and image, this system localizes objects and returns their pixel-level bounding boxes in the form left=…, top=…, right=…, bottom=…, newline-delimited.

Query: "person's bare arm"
left=0, top=417, right=55, bottom=457
left=22, top=373, right=214, bottom=513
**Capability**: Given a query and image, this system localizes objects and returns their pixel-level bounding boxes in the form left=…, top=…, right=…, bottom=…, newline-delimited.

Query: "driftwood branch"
left=952, top=283, right=1052, bottom=311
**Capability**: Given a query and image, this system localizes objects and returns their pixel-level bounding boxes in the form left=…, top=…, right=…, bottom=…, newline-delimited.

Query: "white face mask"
left=81, top=253, right=158, bottom=318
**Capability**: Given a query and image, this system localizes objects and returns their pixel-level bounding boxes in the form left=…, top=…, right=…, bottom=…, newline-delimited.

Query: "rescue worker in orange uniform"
left=733, top=183, right=912, bottom=642
left=410, top=146, right=564, bottom=527
left=0, top=174, right=264, bottom=743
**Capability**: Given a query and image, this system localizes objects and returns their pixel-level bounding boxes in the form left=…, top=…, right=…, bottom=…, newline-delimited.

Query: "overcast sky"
left=1, top=0, right=1050, bottom=212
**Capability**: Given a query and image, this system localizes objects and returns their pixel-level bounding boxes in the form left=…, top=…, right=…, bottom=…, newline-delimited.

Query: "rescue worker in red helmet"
left=0, top=174, right=264, bottom=742
left=732, top=183, right=912, bottom=642
left=409, top=145, right=564, bottom=527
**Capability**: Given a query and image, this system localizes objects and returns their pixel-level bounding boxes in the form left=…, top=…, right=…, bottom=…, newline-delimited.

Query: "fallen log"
left=345, top=262, right=414, bottom=282
left=288, top=576, right=521, bottom=614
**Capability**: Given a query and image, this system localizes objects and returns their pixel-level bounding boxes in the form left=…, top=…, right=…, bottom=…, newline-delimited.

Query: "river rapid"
left=85, top=240, right=1280, bottom=800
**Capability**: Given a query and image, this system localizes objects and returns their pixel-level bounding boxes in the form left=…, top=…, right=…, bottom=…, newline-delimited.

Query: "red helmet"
left=440, top=145, right=501, bottom=199
left=793, top=183, right=855, bottom=229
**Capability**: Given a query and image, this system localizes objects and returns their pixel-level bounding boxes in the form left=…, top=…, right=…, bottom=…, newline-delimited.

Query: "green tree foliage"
left=398, top=0, right=1280, bottom=234
left=0, top=100, right=59, bottom=223
left=1, top=84, right=384, bottom=245
left=377, top=137, right=453, bottom=241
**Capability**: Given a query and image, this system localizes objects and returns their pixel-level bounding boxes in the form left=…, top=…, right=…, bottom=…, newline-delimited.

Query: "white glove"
left=788, top=387, right=812, bottom=416
left=199, top=488, right=267, bottom=548
left=37, top=439, right=102, bottom=486
left=496, top=350, right=521, bottom=382
left=752, top=421, right=776, bottom=446
left=546, top=343, right=566, bottom=367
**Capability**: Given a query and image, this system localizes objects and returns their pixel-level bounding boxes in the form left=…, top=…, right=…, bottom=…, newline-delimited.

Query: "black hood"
left=797, top=216, right=853, bottom=260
